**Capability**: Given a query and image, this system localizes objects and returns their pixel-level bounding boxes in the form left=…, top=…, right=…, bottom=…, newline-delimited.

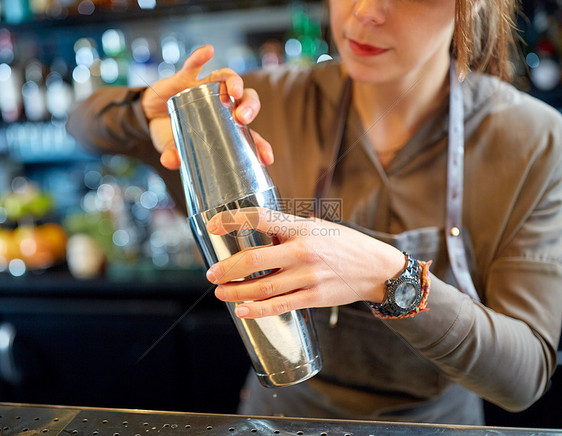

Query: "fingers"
left=251, top=129, right=274, bottom=166
left=232, top=88, right=273, bottom=165
left=143, top=45, right=216, bottom=120
left=214, top=269, right=288, bottom=301
left=149, top=118, right=173, bottom=152
left=180, top=56, right=247, bottom=111
left=178, top=44, right=216, bottom=81
left=212, top=257, right=323, bottom=319
left=149, top=118, right=181, bottom=170
left=224, top=73, right=244, bottom=100
left=207, top=207, right=312, bottom=238
left=234, top=88, right=261, bottom=124
left=233, top=289, right=318, bottom=319
left=206, top=243, right=295, bottom=284
left=206, top=68, right=244, bottom=100
left=160, top=148, right=181, bottom=170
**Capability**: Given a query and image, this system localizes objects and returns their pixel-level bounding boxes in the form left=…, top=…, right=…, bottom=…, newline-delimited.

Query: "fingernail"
left=206, top=267, right=217, bottom=283
left=214, top=285, right=224, bottom=300
left=236, top=306, right=250, bottom=317
left=160, top=150, right=171, bottom=166
left=207, top=218, right=218, bottom=233
left=161, top=149, right=181, bottom=169
left=266, top=149, right=274, bottom=164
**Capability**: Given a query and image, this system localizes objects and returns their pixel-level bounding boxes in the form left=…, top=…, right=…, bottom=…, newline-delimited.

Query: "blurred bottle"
left=46, top=57, right=74, bottom=121
left=21, top=59, right=48, bottom=121
left=158, top=33, right=185, bottom=80
left=29, top=0, right=49, bottom=18
left=3, top=0, right=32, bottom=24
left=522, top=2, right=562, bottom=92
left=136, top=0, right=154, bottom=10
left=66, top=233, right=106, bottom=279
left=43, top=0, right=71, bottom=19
left=109, top=0, right=127, bottom=13
left=284, top=3, right=329, bottom=65
left=0, top=29, right=23, bottom=122
left=530, top=38, right=561, bottom=91
left=227, top=44, right=258, bottom=75
left=72, top=38, right=102, bottom=101
left=128, top=37, right=159, bottom=87
left=259, top=39, right=284, bottom=69
left=76, top=0, right=95, bottom=16
left=100, top=28, right=129, bottom=86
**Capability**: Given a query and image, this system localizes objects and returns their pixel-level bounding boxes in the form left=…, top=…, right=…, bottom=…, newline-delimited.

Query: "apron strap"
left=313, top=77, right=353, bottom=205
left=446, top=65, right=481, bottom=302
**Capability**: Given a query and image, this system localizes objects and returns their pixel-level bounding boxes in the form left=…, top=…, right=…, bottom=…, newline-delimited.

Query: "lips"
left=348, top=39, right=389, bottom=57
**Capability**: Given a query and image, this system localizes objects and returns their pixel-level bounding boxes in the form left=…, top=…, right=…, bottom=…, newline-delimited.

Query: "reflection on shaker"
left=254, top=316, right=305, bottom=365
left=167, top=81, right=322, bottom=388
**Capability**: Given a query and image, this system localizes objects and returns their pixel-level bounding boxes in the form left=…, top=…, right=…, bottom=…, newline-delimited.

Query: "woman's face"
left=329, top=0, right=456, bottom=85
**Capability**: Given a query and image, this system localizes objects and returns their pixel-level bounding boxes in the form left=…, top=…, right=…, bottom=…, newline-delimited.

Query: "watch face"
left=394, top=281, right=419, bottom=309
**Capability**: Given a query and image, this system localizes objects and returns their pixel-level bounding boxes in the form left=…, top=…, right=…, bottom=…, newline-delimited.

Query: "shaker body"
left=190, top=188, right=322, bottom=387
left=168, top=82, right=322, bottom=388
left=167, top=81, right=272, bottom=215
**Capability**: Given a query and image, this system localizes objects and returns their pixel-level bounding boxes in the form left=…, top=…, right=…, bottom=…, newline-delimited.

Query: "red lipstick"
left=348, top=39, right=388, bottom=57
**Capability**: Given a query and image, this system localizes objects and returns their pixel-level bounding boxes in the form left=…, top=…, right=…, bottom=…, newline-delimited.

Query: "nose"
left=353, top=0, right=387, bottom=25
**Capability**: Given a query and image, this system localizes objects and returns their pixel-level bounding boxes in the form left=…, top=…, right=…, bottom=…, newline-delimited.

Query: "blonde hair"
left=453, top=0, right=519, bottom=81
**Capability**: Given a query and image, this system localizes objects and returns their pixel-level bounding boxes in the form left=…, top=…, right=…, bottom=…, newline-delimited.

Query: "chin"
left=346, top=65, right=393, bottom=85
left=341, top=54, right=397, bottom=84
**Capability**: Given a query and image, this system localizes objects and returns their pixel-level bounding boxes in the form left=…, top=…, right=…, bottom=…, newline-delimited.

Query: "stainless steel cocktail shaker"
left=167, top=81, right=322, bottom=388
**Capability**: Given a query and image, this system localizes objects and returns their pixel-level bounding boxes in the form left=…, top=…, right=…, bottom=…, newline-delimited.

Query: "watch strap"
left=369, top=257, right=432, bottom=320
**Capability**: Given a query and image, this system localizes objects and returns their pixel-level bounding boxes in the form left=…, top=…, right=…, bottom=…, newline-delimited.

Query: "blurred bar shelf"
left=0, top=264, right=209, bottom=297
left=2, top=0, right=322, bottom=31
left=0, top=121, right=94, bottom=163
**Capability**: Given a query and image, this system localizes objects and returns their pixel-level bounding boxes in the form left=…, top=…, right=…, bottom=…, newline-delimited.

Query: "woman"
left=67, top=0, right=562, bottom=425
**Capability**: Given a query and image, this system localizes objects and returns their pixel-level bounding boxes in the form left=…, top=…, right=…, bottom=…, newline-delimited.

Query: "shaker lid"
left=167, top=81, right=229, bottom=113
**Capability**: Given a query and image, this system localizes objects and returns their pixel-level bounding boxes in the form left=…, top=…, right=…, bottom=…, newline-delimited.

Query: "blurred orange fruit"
left=0, top=223, right=68, bottom=270
left=37, top=223, right=68, bottom=262
left=0, top=228, right=20, bottom=268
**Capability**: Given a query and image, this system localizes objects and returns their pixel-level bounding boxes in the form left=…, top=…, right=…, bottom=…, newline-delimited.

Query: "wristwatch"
left=374, top=252, right=422, bottom=317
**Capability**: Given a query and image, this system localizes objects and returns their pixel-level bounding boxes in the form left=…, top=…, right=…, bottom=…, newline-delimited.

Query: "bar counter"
left=1, top=403, right=561, bottom=436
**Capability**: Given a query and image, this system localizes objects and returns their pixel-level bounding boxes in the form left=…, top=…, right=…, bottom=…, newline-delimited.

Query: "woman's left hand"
left=206, top=207, right=405, bottom=318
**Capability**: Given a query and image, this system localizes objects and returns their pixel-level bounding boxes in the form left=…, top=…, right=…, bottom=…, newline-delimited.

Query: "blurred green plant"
left=0, top=188, right=54, bottom=221
left=62, top=211, right=126, bottom=262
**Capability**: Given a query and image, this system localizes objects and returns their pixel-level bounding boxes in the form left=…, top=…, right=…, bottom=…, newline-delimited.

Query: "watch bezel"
left=381, top=275, right=422, bottom=316
left=376, top=253, right=423, bottom=317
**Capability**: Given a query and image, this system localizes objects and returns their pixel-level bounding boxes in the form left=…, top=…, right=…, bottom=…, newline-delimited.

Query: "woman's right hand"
left=141, top=44, right=274, bottom=169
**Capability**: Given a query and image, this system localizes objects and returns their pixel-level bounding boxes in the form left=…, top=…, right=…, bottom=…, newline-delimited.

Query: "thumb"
left=160, top=148, right=181, bottom=170
left=251, top=129, right=274, bottom=166
left=148, top=118, right=181, bottom=170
